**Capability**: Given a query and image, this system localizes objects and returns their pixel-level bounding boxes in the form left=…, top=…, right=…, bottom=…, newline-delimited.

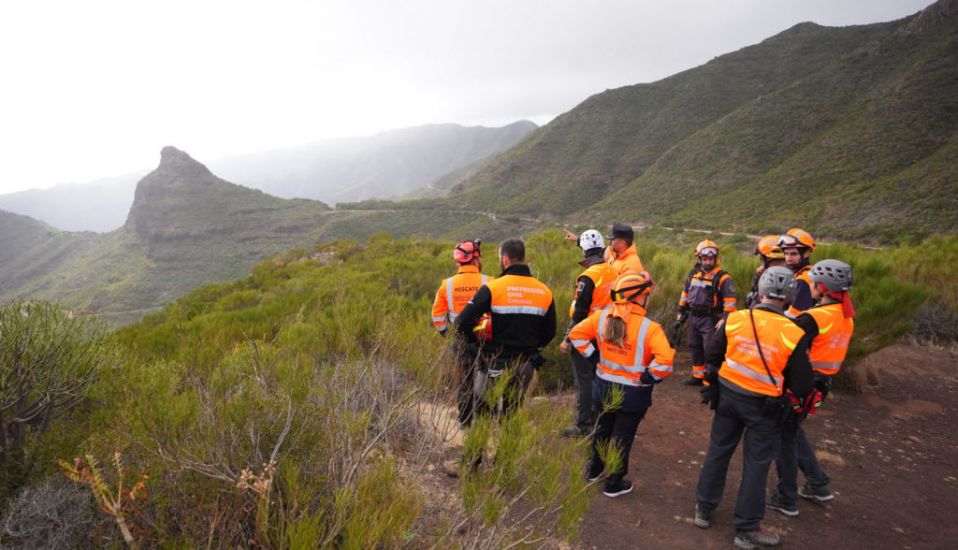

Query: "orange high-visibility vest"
left=568, top=262, right=617, bottom=317
left=786, top=265, right=813, bottom=318
left=487, top=274, right=553, bottom=317
left=431, top=265, right=491, bottom=332
left=568, top=304, right=674, bottom=386
left=608, top=243, right=645, bottom=275
left=804, top=303, right=854, bottom=376
left=719, top=309, right=805, bottom=397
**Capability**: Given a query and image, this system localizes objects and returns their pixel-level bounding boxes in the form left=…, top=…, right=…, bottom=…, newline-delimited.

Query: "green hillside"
left=446, top=0, right=957, bottom=243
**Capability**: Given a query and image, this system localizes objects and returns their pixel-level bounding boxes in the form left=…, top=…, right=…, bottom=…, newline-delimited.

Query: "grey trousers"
left=688, top=314, right=717, bottom=378
left=774, top=422, right=831, bottom=504
left=570, top=348, right=596, bottom=429
left=696, top=384, right=782, bottom=532
left=473, top=360, right=534, bottom=418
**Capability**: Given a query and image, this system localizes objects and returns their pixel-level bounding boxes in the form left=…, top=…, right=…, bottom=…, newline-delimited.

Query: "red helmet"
left=453, top=240, right=481, bottom=263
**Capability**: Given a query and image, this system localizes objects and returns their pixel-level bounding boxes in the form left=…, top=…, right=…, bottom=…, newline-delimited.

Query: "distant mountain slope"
left=0, top=174, right=140, bottom=232
left=0, top=121, right=536, bottom=233
left=0, top=147, right=537, bottom=323
left=1, top=147, right=332, bottom=321
left=208, top=121, right=537, bottom=204
left=449, top=0, right=958, bottom=242
left=0, top=210, right=100, bottom=295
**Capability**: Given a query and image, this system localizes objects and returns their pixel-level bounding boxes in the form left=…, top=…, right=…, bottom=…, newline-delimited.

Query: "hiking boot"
left=734, top=529, right=781, bottom=549
left=798, top=481, right=834, bottom=502
left=693, top=505, right=711, bottom=529
left=585, top=461, right=603, bottom=482
left=683, top=377, right=704, bottom=386
left=602, top=477, right=633, bottom=498
left=561, top=425, right=589, bottom=438
left=766, top=492, right=799, bottom=517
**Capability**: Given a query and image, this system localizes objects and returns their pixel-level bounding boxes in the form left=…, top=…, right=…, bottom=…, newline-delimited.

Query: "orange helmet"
left=780, top=228, right=815, bottom=250
left=610, top=272, right=654, bottom=303
left=695, top=239, right=719, bottom=258
left=755, top=235, right=785, bottom=260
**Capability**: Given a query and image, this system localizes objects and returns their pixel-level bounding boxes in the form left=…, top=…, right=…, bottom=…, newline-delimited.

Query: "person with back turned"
left=568, top=272, right=675, bottom=498
left=431, top=239, right=493, bottom=427
left=693, top=266, right=813, bottom=549
left=457, top=239, right=557, bottom=420
left=767, top=259, right=855, bottom=517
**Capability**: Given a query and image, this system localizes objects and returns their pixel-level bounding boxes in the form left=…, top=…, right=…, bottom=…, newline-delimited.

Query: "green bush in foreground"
left=5, top=230, right=954, bottom=547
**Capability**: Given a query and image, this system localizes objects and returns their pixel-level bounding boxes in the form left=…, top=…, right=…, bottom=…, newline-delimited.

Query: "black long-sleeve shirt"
left=705, top=304, right=814, bottom=397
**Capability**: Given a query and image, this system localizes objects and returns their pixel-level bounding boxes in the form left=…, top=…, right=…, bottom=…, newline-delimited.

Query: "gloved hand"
left=531, top=353, right=547, bottom=370
left=439, top=328, right=447, bottom=337
left=700, top=371, right=720, bottom=408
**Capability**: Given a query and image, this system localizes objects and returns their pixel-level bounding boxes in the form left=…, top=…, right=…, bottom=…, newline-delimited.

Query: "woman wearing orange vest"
left=431, top=240, right=493, bottom=426
left=569, top=272, right=674, bottom=498
left=694, top=266, right=813, bottom=549
left=767, top=260, right=855, bottom=517
left=559, top=230, right=618, bottom=437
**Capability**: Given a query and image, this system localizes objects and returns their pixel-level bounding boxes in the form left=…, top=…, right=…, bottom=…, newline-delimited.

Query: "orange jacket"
left=568, top=261, right=617, bottom=318
left=608, top=243, right=645, bottom=275
left=719, top=308, right=806, bottom=397
left=569, top=304, right=674, bottom=386
left=431, top=265, right=492, bottom=332
left=802, top=303, right=854, bottom=376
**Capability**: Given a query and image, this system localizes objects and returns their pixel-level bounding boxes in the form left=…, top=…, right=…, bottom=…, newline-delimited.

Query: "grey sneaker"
left=766, top=492, right=799, bottom=517
left=798, top=481, right=834, bottom=502
left=693, top=505, right=711, bottom=529
left=734, top=529, right=781, bottom=549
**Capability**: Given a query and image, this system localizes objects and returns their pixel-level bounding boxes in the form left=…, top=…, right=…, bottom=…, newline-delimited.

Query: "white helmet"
left=579, top=229, right=605, bottom=251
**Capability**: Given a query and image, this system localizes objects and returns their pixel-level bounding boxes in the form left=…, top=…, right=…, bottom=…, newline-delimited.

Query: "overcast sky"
left=0, top=0, right=935, bottom=193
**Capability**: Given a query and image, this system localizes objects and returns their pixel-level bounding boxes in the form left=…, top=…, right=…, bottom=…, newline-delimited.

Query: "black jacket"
left=456, top=264, right=557, bottom=361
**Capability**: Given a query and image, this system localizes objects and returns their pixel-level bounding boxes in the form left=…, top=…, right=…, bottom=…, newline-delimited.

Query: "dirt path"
left=574, top=344, right=958, bottom=549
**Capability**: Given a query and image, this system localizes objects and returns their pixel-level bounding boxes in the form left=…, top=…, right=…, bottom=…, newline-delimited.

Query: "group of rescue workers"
left=431, top=223, right=855, bottom=549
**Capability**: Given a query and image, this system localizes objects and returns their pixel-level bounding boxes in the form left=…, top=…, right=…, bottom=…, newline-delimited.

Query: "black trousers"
left=451, top=339, right=478, bottom=425
left=590, top=406, right=648, bottom=480
left=696, top=384, right=782, bottom=532
left=569, top=348, right=596, bottom=429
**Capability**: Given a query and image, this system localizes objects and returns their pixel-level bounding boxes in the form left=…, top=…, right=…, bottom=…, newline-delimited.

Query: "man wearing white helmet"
left=559, top=230, right=618, bottom=437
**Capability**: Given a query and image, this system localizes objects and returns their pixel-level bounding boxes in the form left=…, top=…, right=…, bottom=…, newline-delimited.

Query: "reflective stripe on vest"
left=806, top=304, right=853, bottom=375
left=570, top=338, right=596, bottom=357
left=491, top=305, right=548, bottom=316
left=595, top=307, right=653, bottom=386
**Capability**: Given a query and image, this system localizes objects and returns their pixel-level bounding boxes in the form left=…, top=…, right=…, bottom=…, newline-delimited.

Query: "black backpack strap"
left=749, top=307, right=782, bottom=396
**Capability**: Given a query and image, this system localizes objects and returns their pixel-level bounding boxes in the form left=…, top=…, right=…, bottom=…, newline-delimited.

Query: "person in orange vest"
left=606, top=223, right=645, bottom=274
left=457, top=238, right=557, bottom=419
left=569, top=272, right=674, bottom=497
left=694, top=266, right=814, bottom=549
left=767, top=260, right=855, bottom=517
left=431, top=239, right=493, bottom=427
left=559, top=230, right=618, bottom=437
left=745, top=235, right=786, bottom=309
left=676, top=240, right=737, bottom=385
left=778, top=228, right=816, bottom=318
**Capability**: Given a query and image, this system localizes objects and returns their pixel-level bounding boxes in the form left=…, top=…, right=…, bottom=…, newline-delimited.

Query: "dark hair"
left=499, top=239, right=525, bottom=263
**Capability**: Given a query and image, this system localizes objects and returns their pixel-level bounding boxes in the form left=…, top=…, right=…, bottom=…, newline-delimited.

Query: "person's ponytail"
left=603, top=316, right=627, bottom=347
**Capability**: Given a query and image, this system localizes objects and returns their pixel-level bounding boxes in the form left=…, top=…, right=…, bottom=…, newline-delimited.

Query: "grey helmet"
left=809, top=259, right=853, bottom=292
left=758, top=266, right=798, bottom=302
